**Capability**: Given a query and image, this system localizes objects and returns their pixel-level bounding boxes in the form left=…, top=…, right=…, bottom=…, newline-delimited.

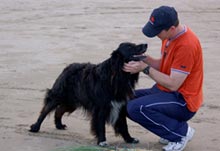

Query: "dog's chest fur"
left=109, top=100, right=126, bottom=125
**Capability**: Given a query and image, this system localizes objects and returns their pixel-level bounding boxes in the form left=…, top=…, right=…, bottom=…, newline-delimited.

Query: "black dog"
left=30, top=42, right=147, bottom=146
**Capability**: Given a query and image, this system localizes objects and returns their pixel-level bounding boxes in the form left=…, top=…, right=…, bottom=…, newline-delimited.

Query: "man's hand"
left=123, top=61, right=148, bottom=74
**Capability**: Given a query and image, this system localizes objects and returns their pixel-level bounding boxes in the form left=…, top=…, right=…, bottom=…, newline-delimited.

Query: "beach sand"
left=0, top=0, right=220, bottom=151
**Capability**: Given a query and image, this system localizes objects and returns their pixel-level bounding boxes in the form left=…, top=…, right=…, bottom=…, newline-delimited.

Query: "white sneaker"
left=162, top=126, right=195, bottom=151
left=159, top=138, right=169, bottom=145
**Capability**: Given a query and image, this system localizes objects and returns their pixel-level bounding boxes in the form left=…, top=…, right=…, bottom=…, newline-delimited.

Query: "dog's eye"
left=128, top=46, right=134, bottom=49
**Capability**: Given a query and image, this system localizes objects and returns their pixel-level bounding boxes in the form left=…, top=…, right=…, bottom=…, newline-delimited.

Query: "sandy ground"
left=0, top=0, right=220, bottom=151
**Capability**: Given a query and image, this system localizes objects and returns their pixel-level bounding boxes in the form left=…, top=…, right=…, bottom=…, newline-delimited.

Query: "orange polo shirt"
left=157, top=26, right=203, bottom=112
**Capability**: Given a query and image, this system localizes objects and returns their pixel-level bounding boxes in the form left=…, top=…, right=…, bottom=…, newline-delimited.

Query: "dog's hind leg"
left=113, top=106, right=139, bottom=144
left=54, top=104, right=76, bottom=130
left=30, top=101, right=58, bottom=132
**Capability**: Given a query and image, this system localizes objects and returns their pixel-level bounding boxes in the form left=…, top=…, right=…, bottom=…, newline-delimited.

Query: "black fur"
left=30, top=42, right=147, bottom=146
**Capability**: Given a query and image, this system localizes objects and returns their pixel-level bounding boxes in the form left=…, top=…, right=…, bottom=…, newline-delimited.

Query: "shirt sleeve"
left=171, top=45, right=194, bottom=74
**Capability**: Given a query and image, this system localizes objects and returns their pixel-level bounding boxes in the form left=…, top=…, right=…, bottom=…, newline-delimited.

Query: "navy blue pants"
left=127, top=85, right=196, bottom=142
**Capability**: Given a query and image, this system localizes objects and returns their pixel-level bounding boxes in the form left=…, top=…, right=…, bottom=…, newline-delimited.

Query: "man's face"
left=157, top=29, right=169, bottom=40
left=157, top=27, right=174, bottom=40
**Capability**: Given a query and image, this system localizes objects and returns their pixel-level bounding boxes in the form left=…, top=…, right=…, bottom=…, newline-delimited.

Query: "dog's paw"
left=131, top=138, right=139, bottom=144
left=29, top=124, right=40, bottom=132
left=56, top=124, right=67, bottom=130
left=98, top=141, right=108, bottom=147
left=126, top=137, right=139, bottom=144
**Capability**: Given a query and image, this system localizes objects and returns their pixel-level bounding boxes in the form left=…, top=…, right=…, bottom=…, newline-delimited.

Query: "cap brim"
left=142, top=22, right=162, bottom=38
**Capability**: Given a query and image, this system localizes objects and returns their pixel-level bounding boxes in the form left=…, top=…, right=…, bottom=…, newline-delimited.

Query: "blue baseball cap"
left=142, top=6, right=178, bottom=38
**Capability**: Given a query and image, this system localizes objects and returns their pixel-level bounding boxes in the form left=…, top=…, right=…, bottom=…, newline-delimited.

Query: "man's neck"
left=169, top=24, right=185, bottom=40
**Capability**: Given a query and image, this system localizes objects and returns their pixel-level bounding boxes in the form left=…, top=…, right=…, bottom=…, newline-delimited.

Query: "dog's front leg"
left=91, top=108, right=108, bottom=147
left=97, top=110, right=108, bottom=147
left=114, top=106, right=139, bottom=144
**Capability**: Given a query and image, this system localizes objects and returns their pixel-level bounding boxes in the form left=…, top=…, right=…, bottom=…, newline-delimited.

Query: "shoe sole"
left=159, top=138, right=169, bottom=145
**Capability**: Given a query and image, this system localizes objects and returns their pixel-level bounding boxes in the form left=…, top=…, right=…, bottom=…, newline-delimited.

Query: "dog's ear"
left=111, top=50, right=125, bottom=71
left=111, top=49, right=120, bottom=58
left=109, top=50, right=126, bottom=96
left=95, top=50, right=124, bottom=81
left=115, top=42, right=133, bottom=59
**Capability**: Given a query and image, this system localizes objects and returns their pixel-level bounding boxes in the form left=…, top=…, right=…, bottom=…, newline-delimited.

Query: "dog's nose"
left=144, top=44, right=148, bottom=48
left=142, top=44, right=148, bottom=49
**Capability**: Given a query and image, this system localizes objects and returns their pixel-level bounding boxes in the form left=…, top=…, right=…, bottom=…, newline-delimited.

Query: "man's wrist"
left=143, top=55, right=149, bottom=64
left=142, top=65, right=151, bottom=75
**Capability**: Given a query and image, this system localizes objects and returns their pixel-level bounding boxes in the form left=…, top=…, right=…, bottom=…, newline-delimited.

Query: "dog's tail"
left=44, top=89, right=53, bottom=105
left=41, top=89, right=59, bottom=112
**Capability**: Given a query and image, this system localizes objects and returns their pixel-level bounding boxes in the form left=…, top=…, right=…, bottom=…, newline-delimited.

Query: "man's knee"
left=127, top=101, right=140, bottom=120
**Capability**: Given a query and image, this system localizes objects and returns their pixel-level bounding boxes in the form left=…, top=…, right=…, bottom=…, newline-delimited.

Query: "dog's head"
left=108, top=42, right=148, bottom=99
left=110, top=42, right=148, bottom=70
left=113, top=42, right=148, bottom=62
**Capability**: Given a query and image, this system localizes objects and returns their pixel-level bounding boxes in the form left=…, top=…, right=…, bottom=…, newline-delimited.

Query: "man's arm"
left=123, top=59, right=188, bottom=91
left=148, top=68, right=188, bottom=91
